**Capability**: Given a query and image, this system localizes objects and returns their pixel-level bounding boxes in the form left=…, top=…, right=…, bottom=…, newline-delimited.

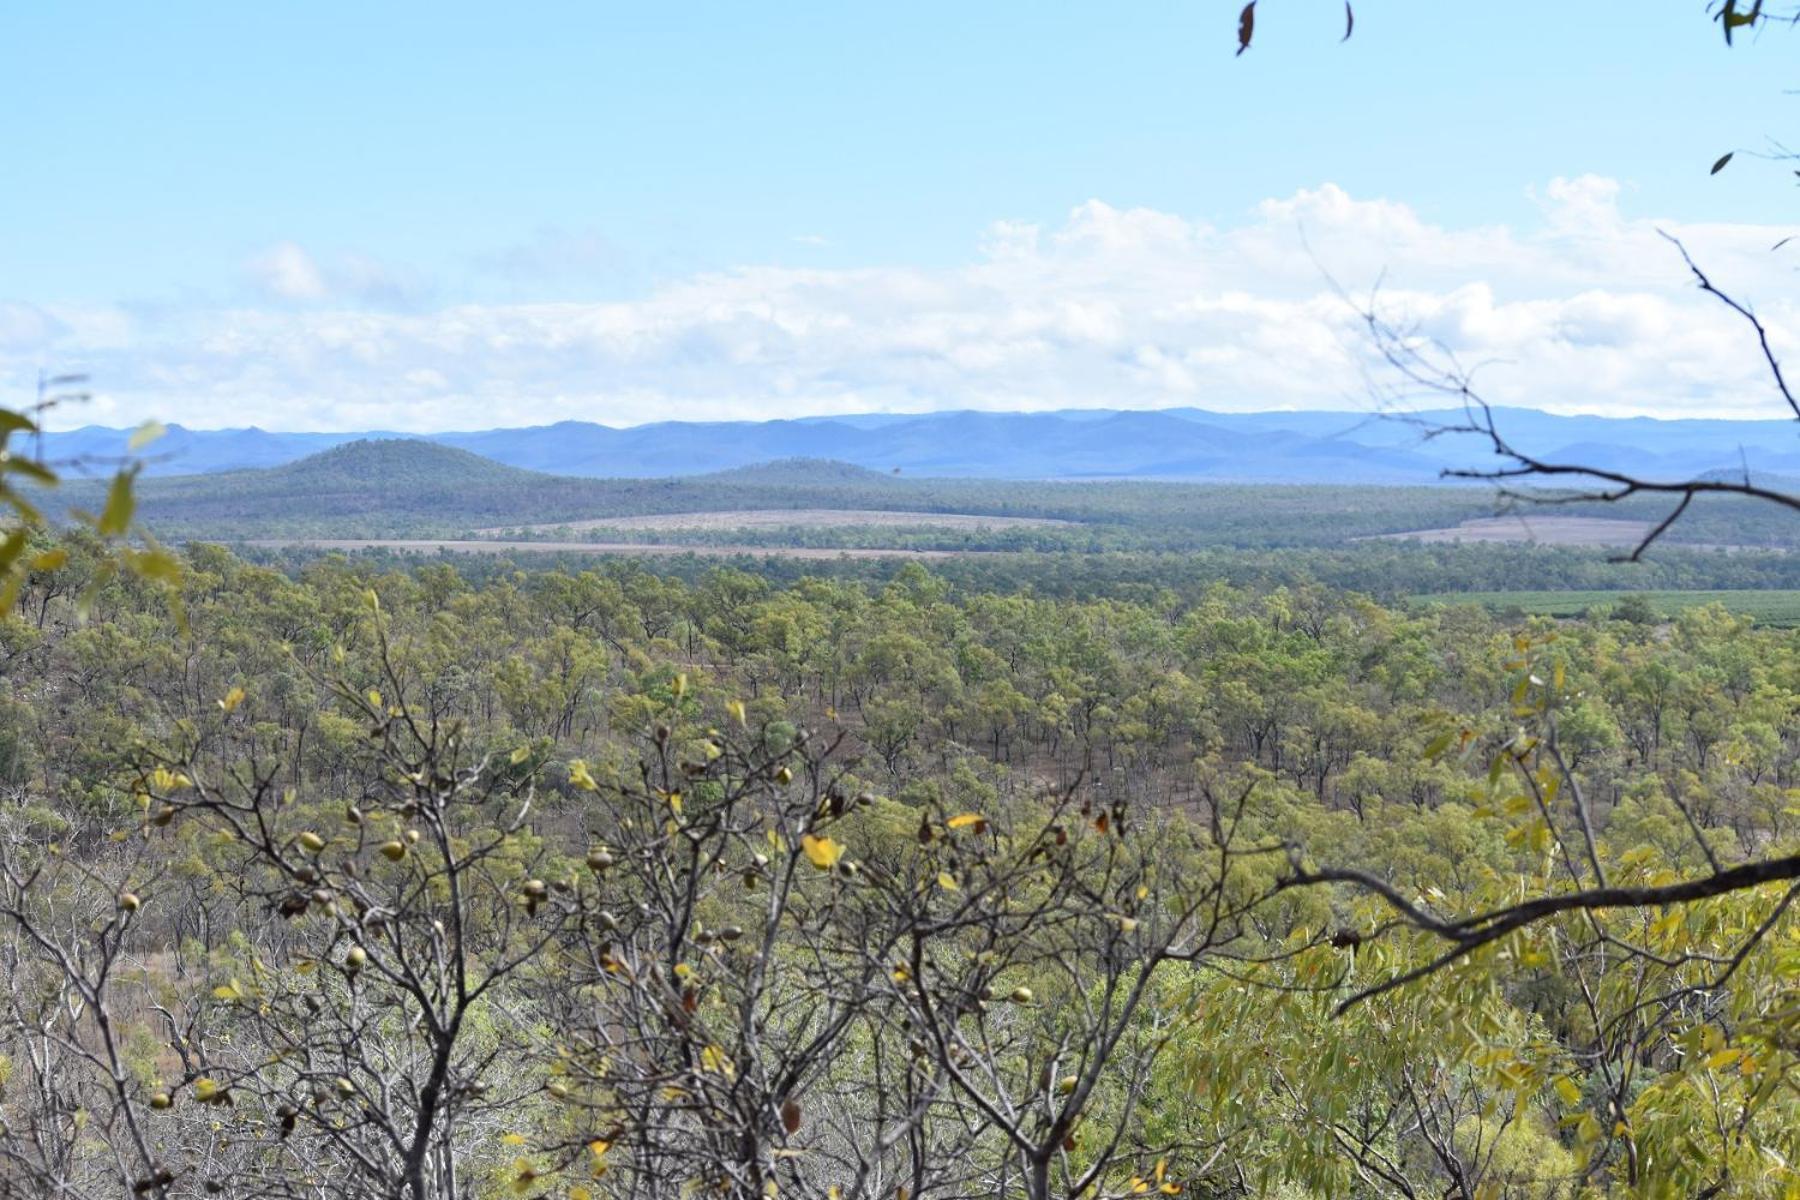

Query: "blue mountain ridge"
left=38, top=407, right=1800, bottom=485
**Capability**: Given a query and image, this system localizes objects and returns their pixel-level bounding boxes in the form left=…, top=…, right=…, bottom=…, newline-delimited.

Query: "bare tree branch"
left=1358, top=234, right=1800, bottom=557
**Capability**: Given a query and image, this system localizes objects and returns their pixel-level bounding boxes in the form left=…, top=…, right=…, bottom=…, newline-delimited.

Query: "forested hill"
left=41, top=405, right=1800, bottom=482
left=263, top=439, right=538, bottom=489
left=84, top=439, right=595, bottom=528
left=701, top=458, right=900, bottom=485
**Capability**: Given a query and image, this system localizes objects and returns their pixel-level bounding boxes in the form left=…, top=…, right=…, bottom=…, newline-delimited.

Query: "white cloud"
left=9, top=179, right=1800, bottom=431
left=243, top=242, right=429, bottom=307
left=245, top=242, right=329, bottom=302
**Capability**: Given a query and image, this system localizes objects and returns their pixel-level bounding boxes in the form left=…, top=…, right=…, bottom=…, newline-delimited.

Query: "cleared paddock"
left=1367, top=516, right=1656, bottom=547
left=475, top=508, right=1073, bottom=535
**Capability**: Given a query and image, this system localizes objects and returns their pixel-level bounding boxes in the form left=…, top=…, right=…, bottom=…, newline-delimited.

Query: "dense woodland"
left=244, top=540, right=1800, bottom=614
left=2, top=534, right=1796, bottom=1198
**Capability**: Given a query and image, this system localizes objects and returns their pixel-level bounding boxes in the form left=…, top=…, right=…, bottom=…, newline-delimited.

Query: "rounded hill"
left=699, top=458, right=899, bottom=485
left=109, top=439, right=586, bottom=533
left=265, top=439, right=549, bottom=488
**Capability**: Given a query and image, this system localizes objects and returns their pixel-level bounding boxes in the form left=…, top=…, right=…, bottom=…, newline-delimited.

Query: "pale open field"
left=476, top=508, right=1074, bottom=535
left=246, top=539, right=975, bottom=559
left=1369, top=516, right=1656, bottom=546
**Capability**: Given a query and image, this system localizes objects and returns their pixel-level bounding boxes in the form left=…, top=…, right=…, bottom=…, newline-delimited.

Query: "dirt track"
left=245, top=539, right=976, bottom=559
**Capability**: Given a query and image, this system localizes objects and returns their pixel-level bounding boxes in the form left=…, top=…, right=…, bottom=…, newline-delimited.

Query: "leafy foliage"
left=0, top=544, right=1796, bottom=1197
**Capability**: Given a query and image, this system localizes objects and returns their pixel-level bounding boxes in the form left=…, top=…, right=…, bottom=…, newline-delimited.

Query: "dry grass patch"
left=475, top=508, right=1074, bottom=535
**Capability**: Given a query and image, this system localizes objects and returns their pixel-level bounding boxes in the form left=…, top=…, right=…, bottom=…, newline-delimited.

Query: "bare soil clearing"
left=1368, top=516, right=1658, bottom=547
left=475, top=508, right=1074, bottom=535
left=246, top=539, right=978, bottom=559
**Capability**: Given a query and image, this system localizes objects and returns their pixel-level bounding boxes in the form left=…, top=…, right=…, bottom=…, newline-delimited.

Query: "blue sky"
left=2, top=3, right=1796, bottom=429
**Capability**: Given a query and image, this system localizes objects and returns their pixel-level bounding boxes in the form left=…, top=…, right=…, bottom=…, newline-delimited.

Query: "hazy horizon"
left=43, top=400, right=1800, bottom=439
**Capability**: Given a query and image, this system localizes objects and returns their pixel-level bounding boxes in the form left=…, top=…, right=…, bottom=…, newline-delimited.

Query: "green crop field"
left=1409, top=590, right=1800, bottom=626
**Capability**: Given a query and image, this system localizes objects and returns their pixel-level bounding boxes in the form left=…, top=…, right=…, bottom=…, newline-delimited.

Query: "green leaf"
left=0, top=529, right=28, bottom=576
left=1420, top=730, right=1454, bottom=761
left=127, top=547, right=181, bottom=583
left=2, top=493, right=44, bottom=526
left=1719, top=0, right=1763, bottom=44
left=3, top=457, right=57, bottom=487
left=97, top=469, right=137, bottom=537
left=0, top=410, right=38, bottom=437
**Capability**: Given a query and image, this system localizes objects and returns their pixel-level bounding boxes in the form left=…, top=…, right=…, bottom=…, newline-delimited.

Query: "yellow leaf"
left=936, top=872, right=959, bottom=891
left=219, top=686, right=246, bottom=713
left=568, top=760, right=598, bottom=792
left=1553, top=1076, right=1582, bottom=1106
left=946, top=813, right=985, bottom=830
left=801, top=835, right=845, bottom=870
left=727, top=699, right=747, bottom=727
left=151, top=768, right=192, bottom=793
left=700, top=1044, right=735, bottom=1078
left=510, top=745, right=532, bottom=765
left=129, top=420, right=168, bottom=451
left=502, top=1133, right=527, bottom=1146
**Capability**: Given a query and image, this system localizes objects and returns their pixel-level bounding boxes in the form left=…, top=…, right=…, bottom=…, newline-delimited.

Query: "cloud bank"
left=8, top=177, right=1797, bottom=431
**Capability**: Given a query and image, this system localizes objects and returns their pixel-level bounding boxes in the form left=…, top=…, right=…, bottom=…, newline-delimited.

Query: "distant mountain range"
left=38, top=407, right=1800, bottom=485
